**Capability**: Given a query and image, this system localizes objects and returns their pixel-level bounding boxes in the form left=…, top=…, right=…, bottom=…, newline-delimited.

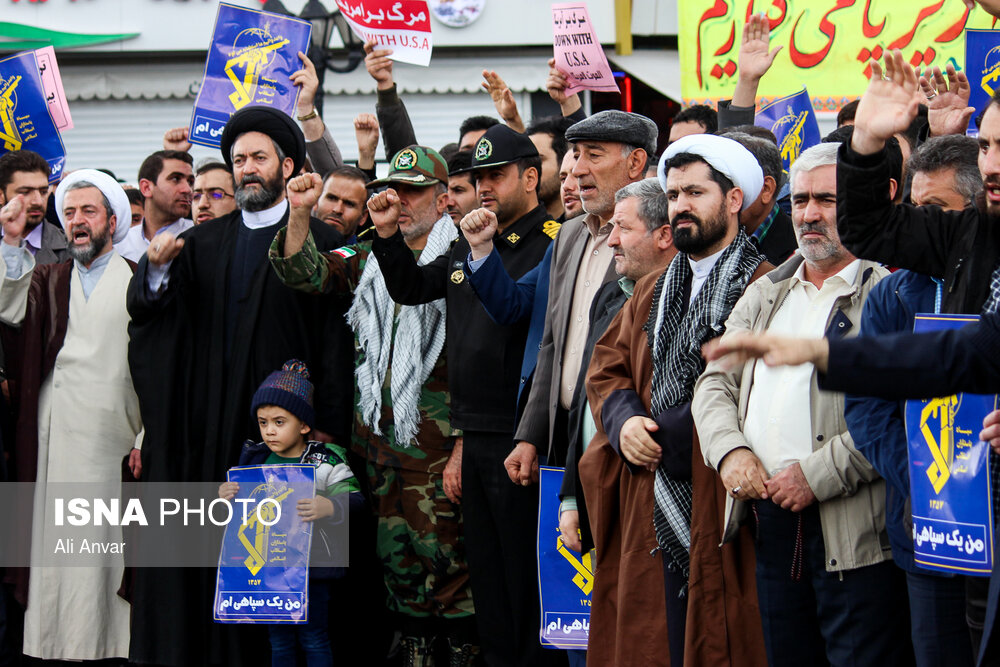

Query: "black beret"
left=219, top=106, right=306, bottom=175
left=565, top=110, right=658, bottom=157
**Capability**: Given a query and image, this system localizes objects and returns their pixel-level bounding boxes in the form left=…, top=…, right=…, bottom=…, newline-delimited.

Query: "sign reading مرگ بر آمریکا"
left=334, top=0, right=434, bottom=67
left=905, top=313, right=996, bottom=577
left=214, top=464, right=315, bottom=624
left=679, top=0, right=996, bottom=110
left=0, top=51, right=65, bottom=183
left=551, top=2, right=619, bottom=95
left=189, top=2, right=310, bottom=149
left=537, top=466, right=592, bottom=650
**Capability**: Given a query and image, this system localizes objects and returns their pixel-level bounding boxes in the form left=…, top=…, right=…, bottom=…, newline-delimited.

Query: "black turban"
left=219, top=106, right=306, bottom=175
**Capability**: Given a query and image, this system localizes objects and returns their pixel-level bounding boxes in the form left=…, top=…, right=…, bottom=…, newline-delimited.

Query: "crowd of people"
left=6, top=3, right=1000, bottom=666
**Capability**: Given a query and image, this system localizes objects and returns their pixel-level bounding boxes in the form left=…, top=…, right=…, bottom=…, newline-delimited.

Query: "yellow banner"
left=680, top=0, right=998, bottom=110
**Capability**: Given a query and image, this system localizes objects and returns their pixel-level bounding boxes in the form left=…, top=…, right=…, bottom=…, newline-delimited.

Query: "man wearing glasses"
left=192, top=161, right=237, bottom=224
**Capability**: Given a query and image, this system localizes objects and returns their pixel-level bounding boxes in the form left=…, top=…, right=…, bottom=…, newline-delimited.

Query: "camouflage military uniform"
left=270, top=230, right=474, bottom=620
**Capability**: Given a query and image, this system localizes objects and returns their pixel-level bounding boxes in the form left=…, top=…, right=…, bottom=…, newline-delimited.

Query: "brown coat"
left=580, top=262, right=770, bottom=667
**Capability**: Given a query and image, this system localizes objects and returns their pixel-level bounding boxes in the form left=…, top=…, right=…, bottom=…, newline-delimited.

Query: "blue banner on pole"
left=906, top=314, right=996, bottom=576
left=537, top=466, right=591, bottom=650
left=755, top=87, right=821, bottom=172
left=190, top=2, right=311, bottom=149
left=214, top=464, right=316, bottom=623
left=966, top=29, right=1000, bottom=137
left=0, top=51, right=66, bottom=183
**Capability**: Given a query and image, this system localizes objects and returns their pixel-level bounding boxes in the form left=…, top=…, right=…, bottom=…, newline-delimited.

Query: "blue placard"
left=0, top=51, right=65, bottom=183
left=905, top=314, right=996, bottom=576
left=190, top=2, right=311, bottom=149
left=966, top=29, right=1000, bottom=137
left=537, top=466, right=591, bottom=650
left=755, top=87, right=821, bottom=172
left=215, top=464, right=315, bottom=623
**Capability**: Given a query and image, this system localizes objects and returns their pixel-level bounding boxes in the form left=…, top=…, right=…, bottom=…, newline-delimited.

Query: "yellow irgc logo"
left=920, top=396, right=960, bottom=494
left=238, top=483, right=292, bottom=576
left=224, top=27, right=290, bottom=111
left=0, top=74, right=23, bottom=152
left=774, top=106, right=809, bottom=167
left=556, top=536, right=594, bottom=596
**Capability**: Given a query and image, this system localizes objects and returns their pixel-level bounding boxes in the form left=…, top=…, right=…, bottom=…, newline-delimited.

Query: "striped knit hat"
left=251, top=360, right=315, bottom=428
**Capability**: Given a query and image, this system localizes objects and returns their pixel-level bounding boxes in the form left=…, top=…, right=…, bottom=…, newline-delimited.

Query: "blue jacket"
left=465, top=243, right=553, bottom=415
left=844, top=269, right=942, bottom=575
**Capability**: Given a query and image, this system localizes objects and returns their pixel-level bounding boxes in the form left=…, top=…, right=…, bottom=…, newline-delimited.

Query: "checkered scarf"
left=644, top=227, right=764, bottom=577
left=348, top=214, right=457, bottom=446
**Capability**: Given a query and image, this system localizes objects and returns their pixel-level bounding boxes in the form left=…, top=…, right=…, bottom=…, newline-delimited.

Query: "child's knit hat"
left=251, top=360, right=315, bottom=428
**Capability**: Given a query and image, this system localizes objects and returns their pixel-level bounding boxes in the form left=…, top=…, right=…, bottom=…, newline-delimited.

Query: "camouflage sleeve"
left=269, top=228, right=362, bottom=295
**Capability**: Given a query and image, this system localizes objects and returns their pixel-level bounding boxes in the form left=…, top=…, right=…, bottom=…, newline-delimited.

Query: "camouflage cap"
left=367, top=145, right=448, bottom=188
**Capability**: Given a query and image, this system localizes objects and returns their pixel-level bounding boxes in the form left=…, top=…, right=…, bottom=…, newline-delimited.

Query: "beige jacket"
left=692, top=255, right=891, bottom=572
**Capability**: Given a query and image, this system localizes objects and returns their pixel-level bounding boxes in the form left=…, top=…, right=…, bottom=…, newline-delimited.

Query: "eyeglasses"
left=192, top=190, right=234, bottom=202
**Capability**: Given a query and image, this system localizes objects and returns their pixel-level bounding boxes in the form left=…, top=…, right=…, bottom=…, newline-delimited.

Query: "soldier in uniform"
left=363, top=125, right=560, bottom=667
left=270, top=146, right=477, bottom=666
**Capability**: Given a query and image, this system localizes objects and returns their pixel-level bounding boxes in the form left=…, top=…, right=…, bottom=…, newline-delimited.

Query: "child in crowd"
left=220, top=360, right=362, bottom=667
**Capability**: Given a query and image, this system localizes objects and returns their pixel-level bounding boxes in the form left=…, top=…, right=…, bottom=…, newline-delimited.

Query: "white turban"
left=658, top=133, right=764, bottom=211
left=55, top=169, right=131, bottom=245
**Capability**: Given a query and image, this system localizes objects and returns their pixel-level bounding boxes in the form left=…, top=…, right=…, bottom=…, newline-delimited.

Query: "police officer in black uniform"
left=368, top=124, right=562, bottom=667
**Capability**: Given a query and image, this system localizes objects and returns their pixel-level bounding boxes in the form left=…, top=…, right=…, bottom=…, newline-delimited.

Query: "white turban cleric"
left=55, top=169, right=131, bottom=245
left=658, top=133, right=764, bottom=211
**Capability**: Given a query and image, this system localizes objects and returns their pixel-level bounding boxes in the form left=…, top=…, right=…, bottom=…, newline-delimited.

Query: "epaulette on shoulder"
left=542, top=219, right=561, bottom=240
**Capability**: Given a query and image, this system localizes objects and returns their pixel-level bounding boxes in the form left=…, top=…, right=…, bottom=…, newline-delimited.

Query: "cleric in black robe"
left=125, top=106, right=354, bottom=667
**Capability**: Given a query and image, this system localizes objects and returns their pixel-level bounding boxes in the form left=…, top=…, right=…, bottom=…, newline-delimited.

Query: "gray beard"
left=67, top=227, right=110, bottom=266
left=235, top=177, right=283, bottom=212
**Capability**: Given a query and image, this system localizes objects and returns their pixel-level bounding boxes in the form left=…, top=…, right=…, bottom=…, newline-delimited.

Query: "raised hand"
left=920, top=63, right=976, bottom=137
left=546, top=57, right=582, bottom=116
left=367, top=188, right=402, bottom=237
left=459, top=207, right=498, bottom=259
left=852, top=50, right=921, bottom=155
left=291, top=51, right=320, bottom=116
left=354, top=113, right=381, bottom=158
left=364, top=39, right=395, bottom=91
left=286, top=172, right=323, bottom=212
left=162, top=127, right=192, bottom=152
left=147, top=232, right=185, bottom=267
left=482, top=70, right=524, bottom=132
left=738, top=13, right=782, bottom=83
left=0, top=195, right=26, bottom=246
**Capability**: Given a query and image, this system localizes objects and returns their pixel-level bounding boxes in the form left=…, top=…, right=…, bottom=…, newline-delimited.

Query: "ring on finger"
left=926, top=92, right=937, bottom=100
left=731, top=485, right=742, bottom=496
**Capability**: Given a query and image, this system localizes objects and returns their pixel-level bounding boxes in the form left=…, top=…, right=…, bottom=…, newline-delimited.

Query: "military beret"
left=565, top=110, right=658, bottom=157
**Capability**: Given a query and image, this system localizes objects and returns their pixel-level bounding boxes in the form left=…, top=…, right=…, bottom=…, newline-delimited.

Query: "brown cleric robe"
left=580, top=263, right=770, bottom=667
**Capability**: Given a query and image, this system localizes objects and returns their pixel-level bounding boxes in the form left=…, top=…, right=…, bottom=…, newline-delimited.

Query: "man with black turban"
left=124, top=106, right=355, bottom=667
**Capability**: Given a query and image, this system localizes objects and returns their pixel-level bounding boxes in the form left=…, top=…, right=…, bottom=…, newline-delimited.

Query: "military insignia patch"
left=542, top=219, right=561, bottom=240
left=450, top=269, right=465, bottom=284
left=394, top=148, right=418, bottom=170
left=475, top=138, right=493, bottom=161
left=506, top=232, right=520, bottom=245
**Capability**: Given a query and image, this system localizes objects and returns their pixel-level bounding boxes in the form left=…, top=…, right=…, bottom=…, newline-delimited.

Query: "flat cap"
left=565, top=110, right=658, bottom=156
left=220, top=106, right=306, bottom=175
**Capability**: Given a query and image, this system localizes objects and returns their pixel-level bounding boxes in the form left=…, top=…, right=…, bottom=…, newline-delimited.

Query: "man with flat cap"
left=0, top=169, right=142, bottom=661
left=365, top=124, right=559, bottom=666
left=580, top=134, right=773, bottom=666
left=126, top=105, right=353, bottom=667
left=462, top=110, right=655, bottom=563
left=272, top=145, right=479, bottom=665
